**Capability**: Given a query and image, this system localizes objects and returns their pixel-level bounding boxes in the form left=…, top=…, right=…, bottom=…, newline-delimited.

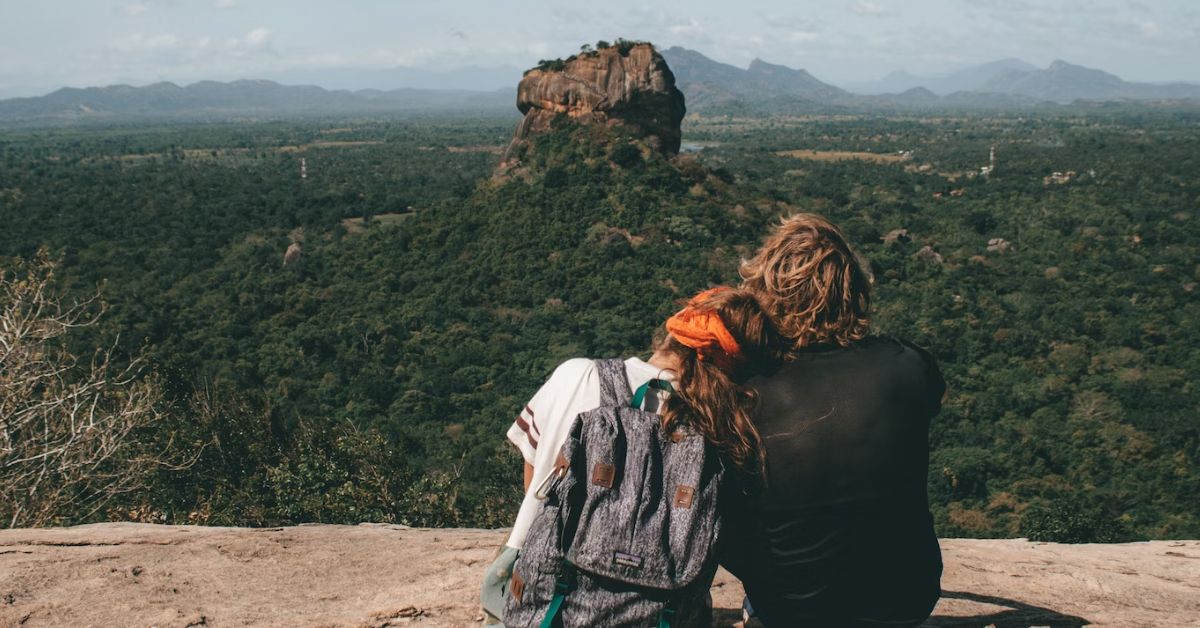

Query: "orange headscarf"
left=665, top=286, right=743, bottom=370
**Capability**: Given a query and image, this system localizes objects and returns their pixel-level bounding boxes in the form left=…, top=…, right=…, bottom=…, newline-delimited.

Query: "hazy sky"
left=1, top=0, right=1197, bottom=97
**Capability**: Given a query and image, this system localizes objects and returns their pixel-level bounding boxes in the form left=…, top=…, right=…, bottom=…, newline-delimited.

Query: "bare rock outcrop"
left=283, top=242, right=302, bottom=266
left=501, top=43, right=686, bottom=167
left=913, top=244, right=943, bottom=265
left=2, top=523, right=1198, bottom=627
left=987, top=237, right=1014, bottom=253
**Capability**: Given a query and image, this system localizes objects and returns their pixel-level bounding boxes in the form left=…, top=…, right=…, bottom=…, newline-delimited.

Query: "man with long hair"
left=726, top=214, right=946, bottom=627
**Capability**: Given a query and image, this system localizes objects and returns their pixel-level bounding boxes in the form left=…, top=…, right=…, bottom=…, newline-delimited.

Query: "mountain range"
left=660, top=48, right=1200, bottom=108
left=0, top=79, right=515, bottom=122
left=660, top=46, right=856, bottom=110
left=2, top=47, right=1198, bottom=122
left=846, top=58, right=1039, bottom=95
left=975, top=59, right=1200, bottom=103
left=259, top=64, right=523, bottom=93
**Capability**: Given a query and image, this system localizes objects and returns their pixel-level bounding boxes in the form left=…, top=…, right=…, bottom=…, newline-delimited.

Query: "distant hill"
left=660, top=48, right=1197, bottom=111
left=979, top=60, right=1200, bottom=103
left=5, top=51, right=1198, bottom=122
left=260, top=64, right=524, bottom=92
left=873, top=86, right=1044, bottom=109
left=0, top=79, right=516, bottom=122
left=852, top=58, right=1200, bottom=104
left=849, top=58, right=1039, bottom=95
left=660, top=46, right=853, bottom=110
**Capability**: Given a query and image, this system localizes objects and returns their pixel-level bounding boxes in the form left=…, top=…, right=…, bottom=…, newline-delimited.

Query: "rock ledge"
left=1, top=523, right=1198, bottom=627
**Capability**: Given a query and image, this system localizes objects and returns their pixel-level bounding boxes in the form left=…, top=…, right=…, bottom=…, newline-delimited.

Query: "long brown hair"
left=657, top=288, right=781, bottom=477
left=739, top=213, right=872, bottom=352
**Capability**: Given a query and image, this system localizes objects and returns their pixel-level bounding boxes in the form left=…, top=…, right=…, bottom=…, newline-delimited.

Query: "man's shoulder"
left=781, top=335, right=936, bottom=367
left=851, top=336, right=943, bottom=389
left=867, top=335, right=939, bottom=368
left=757, top=335, right=943, bottom=400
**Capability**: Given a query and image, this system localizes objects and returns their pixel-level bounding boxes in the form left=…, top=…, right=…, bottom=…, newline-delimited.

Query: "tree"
left=1, top=251, right=172, bottom=527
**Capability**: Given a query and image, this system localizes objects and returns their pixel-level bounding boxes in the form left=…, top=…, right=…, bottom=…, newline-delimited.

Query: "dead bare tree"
left=1, top=251, right=169, bottom=527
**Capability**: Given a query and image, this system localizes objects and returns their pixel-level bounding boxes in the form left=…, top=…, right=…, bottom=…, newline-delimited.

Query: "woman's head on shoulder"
left=656, top=286, right=782, bottom=380
left=654, top=285, right=781, bottom=476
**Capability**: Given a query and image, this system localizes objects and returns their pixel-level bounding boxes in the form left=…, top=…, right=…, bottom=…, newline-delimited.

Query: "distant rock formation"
left=913, top=245, right=943, bottom=265
left=501, top=43, right=685, bottom=167
left=283, top=242, right=302, bottom=266
left=987, top=238, right=1014, bottom=254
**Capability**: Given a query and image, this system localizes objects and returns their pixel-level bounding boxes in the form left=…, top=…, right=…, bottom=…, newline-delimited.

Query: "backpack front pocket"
left=504, top=503, right=566, bottom=627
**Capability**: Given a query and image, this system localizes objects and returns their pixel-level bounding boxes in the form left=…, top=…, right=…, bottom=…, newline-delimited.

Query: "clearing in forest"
left=340, top=212, right=415, bottom=233
left=776, top=149, right=909, bottom=164
left=278, top=140, right=384, bottom=152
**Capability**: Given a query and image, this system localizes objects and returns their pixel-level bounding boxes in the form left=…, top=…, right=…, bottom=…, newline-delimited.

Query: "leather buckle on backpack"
left=673, top=485, right=695, bottom=508
left=510, top=572, right=525, bottom=601
left=592, top=463, right=615, bottom=488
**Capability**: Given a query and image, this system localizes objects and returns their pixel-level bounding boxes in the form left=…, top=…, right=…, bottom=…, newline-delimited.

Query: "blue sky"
left=1, top=0, right=1197, bottom=97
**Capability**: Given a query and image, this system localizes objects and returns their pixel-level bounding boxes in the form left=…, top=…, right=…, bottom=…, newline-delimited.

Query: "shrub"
left=0, top=251, right=174, bottom=527
left=1019, top=497, right=1136, bottom=543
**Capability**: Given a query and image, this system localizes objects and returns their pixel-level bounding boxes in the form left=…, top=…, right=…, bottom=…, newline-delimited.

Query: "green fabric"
left=480, top=545, right=519, bottom=627
left=539, top=589, right=568, bottom=628
left=630, top=378, right=674, bottom=409
left=539, top=561, right=577, bottom=628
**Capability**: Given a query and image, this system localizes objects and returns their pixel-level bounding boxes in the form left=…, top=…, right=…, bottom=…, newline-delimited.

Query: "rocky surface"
left=1, top=523, right=1198, bottom=627
left=502, top=44, right=685, bottom=166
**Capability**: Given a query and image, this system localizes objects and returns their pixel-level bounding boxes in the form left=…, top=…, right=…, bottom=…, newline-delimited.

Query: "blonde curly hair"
left=739, top=213, right=872, bottom=352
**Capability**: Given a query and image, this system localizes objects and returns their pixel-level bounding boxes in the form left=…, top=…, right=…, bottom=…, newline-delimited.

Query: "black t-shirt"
left=723, top=336, right=945, bottom=627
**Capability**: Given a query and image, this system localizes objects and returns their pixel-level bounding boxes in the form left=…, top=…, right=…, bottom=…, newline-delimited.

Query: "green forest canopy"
left=0, top=108, right=1196, bottom=540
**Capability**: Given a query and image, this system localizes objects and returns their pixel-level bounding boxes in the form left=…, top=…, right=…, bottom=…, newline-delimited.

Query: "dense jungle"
left=1, top=107, right=1197, bottom=541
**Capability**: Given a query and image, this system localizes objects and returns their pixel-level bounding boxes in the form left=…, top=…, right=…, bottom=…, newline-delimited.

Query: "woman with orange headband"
left=481, top=286, right=781, bottom=626
left=658, top=286, right=781, bottom=476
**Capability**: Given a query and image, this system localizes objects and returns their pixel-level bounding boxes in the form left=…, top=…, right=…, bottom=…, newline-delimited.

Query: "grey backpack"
left=504, top=359, right=724, bottom=628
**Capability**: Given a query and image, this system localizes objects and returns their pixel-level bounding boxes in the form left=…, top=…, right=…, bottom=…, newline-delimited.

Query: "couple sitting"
left=483, top=214, right=945, bottom=627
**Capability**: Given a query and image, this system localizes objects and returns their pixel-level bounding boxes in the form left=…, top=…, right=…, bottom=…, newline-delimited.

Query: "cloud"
left=106, top=27, right=274, bottom=65
left=110, top=33, right=183, bottom=53
left=367, top=47, right=438, bottom=67
left=297, top=52, right=350, bottom=68
left=850, top=1, right=885, bottom=17
left=376, top=38, right=552, bottom=70
left=1104, top=15, right=1161, bottom=38
left=668, top=18, right=705, bottom=38
left=124, top=3, right=150, bottom=16
left=786, top=30, right=821, bottom=44
left=244, top=28, right=270, bottom=48
left=760, top=13, right=822, bottom=32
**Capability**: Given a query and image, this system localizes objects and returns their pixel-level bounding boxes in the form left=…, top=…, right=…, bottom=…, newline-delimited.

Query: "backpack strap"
left=539, top=560, right=577, bottom=628
left=658, top=603, right=677, bottom=628
left=595, top=358, right=632, bottom=407
left=630, top=379, right=674, bottom=410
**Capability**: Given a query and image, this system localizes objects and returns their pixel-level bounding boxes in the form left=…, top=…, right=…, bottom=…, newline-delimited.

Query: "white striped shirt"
left=504, top=357, right=672, bottom=549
